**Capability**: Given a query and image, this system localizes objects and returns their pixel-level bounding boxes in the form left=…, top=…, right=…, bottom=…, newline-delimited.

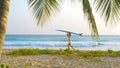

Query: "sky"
left=6, top=0, right=120, bottom=35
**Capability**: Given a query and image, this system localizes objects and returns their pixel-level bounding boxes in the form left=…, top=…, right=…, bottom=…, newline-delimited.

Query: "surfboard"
left=56, top=30, right=82, bottom=36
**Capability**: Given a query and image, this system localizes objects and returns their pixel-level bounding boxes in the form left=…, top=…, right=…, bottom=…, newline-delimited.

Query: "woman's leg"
left=67, top=38, right=71, bottom=49
left=69, top=43, right=74, bottom=50
left=68, top=38, right=74, bottom=50
left=67, top=43, right=70, bottom=49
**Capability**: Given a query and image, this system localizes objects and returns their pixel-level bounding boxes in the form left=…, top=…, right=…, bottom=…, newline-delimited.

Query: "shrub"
left=8, top=48, right=120, bottom=58
left=0, top=64, right=9, bottom=68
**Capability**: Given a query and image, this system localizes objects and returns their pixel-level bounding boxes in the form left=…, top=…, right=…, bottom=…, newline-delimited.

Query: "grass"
left=0, top=64, right=10, bottom=68
left=8, top=48, right=120, bottom=58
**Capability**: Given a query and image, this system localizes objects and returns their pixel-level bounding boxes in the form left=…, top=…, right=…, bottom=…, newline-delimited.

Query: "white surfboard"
left=56, top=30, right=82, bottom=36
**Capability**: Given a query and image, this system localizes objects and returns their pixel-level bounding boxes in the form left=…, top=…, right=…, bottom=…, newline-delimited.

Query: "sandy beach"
left=0, top=49, right=120, bottom=68
left=1, top=0, right=120, bottom=68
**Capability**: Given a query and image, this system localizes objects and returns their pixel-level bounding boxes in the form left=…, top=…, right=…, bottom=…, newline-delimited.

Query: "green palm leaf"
left=82, top=0, right=100, bottom=39
left=94, top=0, right=120, bottom=24
left=28, top=0, right=61, bottom=26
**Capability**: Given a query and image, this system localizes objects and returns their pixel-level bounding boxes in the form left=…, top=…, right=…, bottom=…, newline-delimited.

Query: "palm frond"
left=82, top=0, right=100, bottom=40
left=94, top=0, right=120, bottom=24
left=28, top=0, right=61, bottom=26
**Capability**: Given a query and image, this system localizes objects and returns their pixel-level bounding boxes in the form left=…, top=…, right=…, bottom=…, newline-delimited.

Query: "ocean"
left=4, top=35, right=120, bottom=51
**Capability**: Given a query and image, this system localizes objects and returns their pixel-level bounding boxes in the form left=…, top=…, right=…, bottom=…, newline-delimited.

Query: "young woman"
left=66, top=32, right=74, bottom=49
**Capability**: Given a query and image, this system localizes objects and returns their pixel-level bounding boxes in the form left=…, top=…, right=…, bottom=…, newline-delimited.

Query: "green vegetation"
left=0, top=64, right=10, bottom=68
left=8, top=48, right=120, bottom=58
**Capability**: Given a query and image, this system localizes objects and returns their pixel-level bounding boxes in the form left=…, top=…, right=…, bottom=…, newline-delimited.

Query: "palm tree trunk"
left=0, top=0, right=10, bottom=57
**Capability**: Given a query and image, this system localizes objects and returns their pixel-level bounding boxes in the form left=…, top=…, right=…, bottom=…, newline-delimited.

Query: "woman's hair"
left=67, top=32, right=71, bottom=35
left=69, top=32, right=71, bottom=35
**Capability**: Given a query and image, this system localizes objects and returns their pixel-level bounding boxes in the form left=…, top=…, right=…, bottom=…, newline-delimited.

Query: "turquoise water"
left=4, top=35, right=120, bottom=50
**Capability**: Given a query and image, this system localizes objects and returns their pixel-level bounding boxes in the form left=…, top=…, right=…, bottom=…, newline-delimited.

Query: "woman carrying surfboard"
left=67, top=32, right=74, bottom=50
left=56, top=30, right=82, bottom=49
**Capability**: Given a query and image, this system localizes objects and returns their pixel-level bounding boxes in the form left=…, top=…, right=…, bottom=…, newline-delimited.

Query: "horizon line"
left=6, top=34, right=120, bottom=36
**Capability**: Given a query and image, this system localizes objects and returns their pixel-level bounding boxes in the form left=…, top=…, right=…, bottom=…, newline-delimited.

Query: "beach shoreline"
left=4, top=35, right=120, bottom=51
left=1, top=49, right=120, bottom=68
left=3, top=46, right=120, bottom=51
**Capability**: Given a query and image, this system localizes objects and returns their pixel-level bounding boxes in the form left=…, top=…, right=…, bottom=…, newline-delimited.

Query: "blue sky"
left=6, top=0, right=120, bottom=35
